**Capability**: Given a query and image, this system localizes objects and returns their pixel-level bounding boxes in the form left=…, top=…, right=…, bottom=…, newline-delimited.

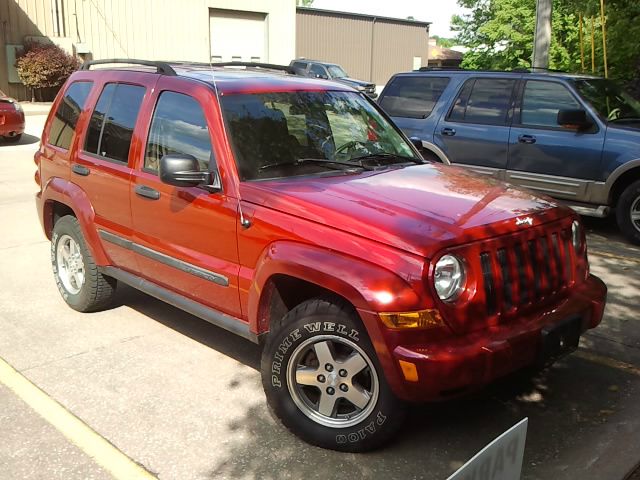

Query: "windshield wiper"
left=259, top=158, right=372, bottom=172
left=349, top=153, right=424, bottom=166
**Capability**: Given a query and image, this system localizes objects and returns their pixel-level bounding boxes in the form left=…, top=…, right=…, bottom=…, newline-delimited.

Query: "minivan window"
left=85, top=83, right=145, bottom=163
left=380, top=76, right=450, bottom=118
left=48, top=81, right=93, bottom=150
left=145, top=92, right=212, bottom=172
left=449, top=78, right=516, bottom=125
left=521, top=81, right=581, bottom=127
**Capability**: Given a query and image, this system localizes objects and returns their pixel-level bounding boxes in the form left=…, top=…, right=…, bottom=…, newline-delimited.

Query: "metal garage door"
left=209, top=9, right=268, bottom=63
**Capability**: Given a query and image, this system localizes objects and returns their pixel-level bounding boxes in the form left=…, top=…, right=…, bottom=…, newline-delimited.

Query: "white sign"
left=447, top=418, right=528, bottom=480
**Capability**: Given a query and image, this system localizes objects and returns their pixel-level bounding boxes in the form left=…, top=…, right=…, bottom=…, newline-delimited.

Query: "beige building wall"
left=1, top=0, right=296, bottom=100
left=296, top=8, right=430, bottom=86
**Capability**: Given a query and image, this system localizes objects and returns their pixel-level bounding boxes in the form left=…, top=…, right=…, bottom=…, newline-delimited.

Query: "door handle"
left=71, top=164, right=90, bottom=176
left=135, top=184, right=160, bottom=200
left=518, top=134, right=537, bottom=144
left=441, top=127, right=456, bottom=136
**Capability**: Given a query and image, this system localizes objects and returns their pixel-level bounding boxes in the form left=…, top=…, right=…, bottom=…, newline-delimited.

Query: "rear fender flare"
left=41, top=178, right=109, bottom=265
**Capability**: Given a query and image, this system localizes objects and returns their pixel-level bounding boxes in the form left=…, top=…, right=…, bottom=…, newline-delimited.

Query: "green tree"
left=297, top=0, right=314, bottom=6
left=431, top=35, right=457, bottom=48
left=452, top=0, right=640, bottom=87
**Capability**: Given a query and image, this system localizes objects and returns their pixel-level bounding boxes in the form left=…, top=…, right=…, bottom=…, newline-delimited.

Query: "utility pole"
left=532, top=0, right=552, bottom=69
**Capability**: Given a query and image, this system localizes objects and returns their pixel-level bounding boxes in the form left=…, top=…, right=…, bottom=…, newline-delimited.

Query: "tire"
left=51, top=215, right=117, bottom=312
left=615, top=180, right=640, bottom=245
left=261, top=297, right=406, bottom=452
left=2, top=134, right=22, bottom=143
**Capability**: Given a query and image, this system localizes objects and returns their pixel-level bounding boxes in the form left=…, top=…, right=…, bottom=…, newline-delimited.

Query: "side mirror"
left=557, top=109, right=592, bottom=130
left=159, top=154, right=221, bottom=191
left=409, top=136, right=423, bottom=151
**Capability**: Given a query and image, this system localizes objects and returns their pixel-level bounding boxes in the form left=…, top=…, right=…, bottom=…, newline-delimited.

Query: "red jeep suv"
left=35, top=59, right=607, bottom=452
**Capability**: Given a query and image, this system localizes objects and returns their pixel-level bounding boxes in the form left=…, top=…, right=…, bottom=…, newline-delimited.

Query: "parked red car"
left=35, top=60, right=606, bottom=452
left=0, top=89, right=25, bottom=142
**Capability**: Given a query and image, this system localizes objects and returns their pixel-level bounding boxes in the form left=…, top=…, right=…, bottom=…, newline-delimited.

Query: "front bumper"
left=374, top=274, right=606, bottom=402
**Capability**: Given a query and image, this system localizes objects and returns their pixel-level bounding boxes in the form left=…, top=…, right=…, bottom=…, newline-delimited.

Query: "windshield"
left=573, top=79, right=640, bottom=122
left=220, top=91, right=418, bottom=181
left=327, top=65, right=348, bottom=78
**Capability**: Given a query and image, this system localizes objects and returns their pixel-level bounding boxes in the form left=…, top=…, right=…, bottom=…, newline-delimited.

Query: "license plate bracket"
left=537, top=316, right=582, bottom=366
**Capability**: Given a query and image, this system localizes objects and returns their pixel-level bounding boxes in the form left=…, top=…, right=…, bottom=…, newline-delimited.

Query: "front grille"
left=479, top=225, right=575, bottom=317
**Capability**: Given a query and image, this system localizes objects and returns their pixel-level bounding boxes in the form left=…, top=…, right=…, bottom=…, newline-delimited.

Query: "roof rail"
left=80, top=59, right=177, bottom=76
left=417, top=66, right=464, bottom=71
left=209, top=61, right=294, bottom=74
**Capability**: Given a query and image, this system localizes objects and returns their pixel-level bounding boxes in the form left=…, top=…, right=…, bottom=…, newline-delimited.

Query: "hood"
left=335, top=77, right=374, bottom=88
left=240, top=164, right=569, bottom=258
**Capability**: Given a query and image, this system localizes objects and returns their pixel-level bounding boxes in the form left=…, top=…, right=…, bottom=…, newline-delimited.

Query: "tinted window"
left=221, top=91, right=417, bottom=181
left=380, top=76, right=450, bottom=118
left=292, top=61, right=308, bottom=70
left=309, top=64, right=327, bottom=78
left=449, top=78, right=516, bottom=125
left=48, top=82, right=93, bottom=150
left=145, top=92, right=212, bottom=172
left=85, top=83, right=145, bottom=163
left=521, top=81, right=581, bottom=127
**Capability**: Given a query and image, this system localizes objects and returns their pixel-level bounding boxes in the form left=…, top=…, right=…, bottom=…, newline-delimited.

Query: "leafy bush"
left=15, top=41, right=80, bottom=100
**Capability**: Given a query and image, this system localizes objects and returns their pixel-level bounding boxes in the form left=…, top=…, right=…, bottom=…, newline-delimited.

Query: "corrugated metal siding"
left=297, top=9, right=429, bottom=86
left=1, top=0, right=295, bottom=100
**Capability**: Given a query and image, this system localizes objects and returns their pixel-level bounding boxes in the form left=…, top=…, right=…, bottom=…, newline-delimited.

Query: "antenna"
left=207, top=59, right=251, bottom=229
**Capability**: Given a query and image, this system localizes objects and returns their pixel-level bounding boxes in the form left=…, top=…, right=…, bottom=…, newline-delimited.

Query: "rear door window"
left=144, top=91, right=212, bottom=172
left=85, top=83, right=145, bottom=163
left=448, top=78, right=517, bottom=125
left=379, top=76, right=450, bottom=118
left=48, top=81, right=93, bottom=150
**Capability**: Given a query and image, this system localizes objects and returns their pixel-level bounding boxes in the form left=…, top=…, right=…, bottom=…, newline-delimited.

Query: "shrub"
left=15, top=41, right=80, bottom=101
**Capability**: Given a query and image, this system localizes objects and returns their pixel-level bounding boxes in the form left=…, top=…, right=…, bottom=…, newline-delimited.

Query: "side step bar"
left=565, top=204, right=610, bottom=218
left=99, top=266, right=259, bottom=344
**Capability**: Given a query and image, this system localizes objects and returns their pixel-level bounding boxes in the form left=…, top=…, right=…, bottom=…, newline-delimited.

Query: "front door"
left=434, top=76, right=519, bottom=177
left=129, top=78, right=241, bottom=318
left=507, top=79, right=605, bottom=200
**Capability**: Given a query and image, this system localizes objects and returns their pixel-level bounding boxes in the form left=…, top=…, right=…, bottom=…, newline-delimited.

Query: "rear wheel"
left=261, top=297, right=405, bottom=452
left=51, top=215, right=117, bottom=312
left=2, top=134, right=21, bottom=143
left=615, top=180, right=640, bottom=244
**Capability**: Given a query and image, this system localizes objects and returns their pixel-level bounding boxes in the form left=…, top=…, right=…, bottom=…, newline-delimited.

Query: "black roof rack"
left=79, top=59, right=295, bottom=76
left=208, top=61, right=294, bottom=74
left=80, top=58, right=177, bottom=75
left=417, top=66, right=464, bottom=71
left=417, top=65, right=570, bottom=74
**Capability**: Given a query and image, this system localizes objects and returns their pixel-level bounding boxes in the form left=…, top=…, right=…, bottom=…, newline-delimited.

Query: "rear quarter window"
left=379, top=76, right=450, bottom=118
left=48, top=81, right=93, bottom=150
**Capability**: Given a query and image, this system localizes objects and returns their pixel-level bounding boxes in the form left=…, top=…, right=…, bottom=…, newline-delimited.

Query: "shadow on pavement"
left=0, top=133, right=40, bottom=146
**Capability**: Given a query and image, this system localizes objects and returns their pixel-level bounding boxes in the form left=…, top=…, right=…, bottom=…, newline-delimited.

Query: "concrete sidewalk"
left=18, top=102, right=53, bottom=116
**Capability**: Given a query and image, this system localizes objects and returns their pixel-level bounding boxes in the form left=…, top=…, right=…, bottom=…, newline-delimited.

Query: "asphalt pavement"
left=1, top=107, right=639, bottom=480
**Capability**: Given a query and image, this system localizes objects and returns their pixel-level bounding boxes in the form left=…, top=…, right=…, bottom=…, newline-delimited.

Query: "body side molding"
left=98, top=230, right=229, bottom=286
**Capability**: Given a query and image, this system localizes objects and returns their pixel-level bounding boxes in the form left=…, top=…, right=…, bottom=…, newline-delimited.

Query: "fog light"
left=379, top=309, right=444, bottom=330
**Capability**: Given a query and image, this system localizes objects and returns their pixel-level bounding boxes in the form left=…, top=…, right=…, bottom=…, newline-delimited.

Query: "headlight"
left=356, top=85, right=367, bottom=91
left=13, top=101, right=23, bottom=113
left=571, top=220, right=584, bottom=251
left=434, top=254, right=466, bottom=302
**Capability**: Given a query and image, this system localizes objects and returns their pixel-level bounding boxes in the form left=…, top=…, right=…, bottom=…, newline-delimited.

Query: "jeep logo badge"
left=515, top=217, right=533, bottom=226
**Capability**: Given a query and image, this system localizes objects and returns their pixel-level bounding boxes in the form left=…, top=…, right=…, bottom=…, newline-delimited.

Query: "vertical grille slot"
left=550, top=233, right=563, bottom=290
left=539, top=236, right=552, bottom=294
left=514, top=243, right=529, bottom=305
left=497, top=248, right=512, bottom=311
left=528, top=240, right=542, bottom=299
left=480, top=252, right=497, bottom=315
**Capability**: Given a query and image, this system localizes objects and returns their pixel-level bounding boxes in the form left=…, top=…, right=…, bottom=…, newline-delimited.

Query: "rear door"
left=434, top=76, right=519, bottom=176
left=129, top=77, right=242, bottom=318
left=73, top=73, right=153, bottom=271
left=507, top=79, right=605, bottom=200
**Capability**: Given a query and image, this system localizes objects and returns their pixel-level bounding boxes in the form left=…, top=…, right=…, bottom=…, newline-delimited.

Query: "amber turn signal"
left=378, top=309, right=444, bottom=330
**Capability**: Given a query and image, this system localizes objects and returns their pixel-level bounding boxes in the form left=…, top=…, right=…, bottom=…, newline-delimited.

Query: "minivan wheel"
left=261, top=297, right=405, bottom=452
left=2, top=134, right=22, bottom=143
left=51, top=215, right=117, bottom=312
left=616, top=180, right=640, bottom=245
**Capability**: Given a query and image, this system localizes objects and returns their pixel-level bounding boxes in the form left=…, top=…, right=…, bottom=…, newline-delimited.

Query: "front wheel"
left=261, top=297, right=405, bottom=452
left=2, top=134, right=22, bottom=143
left=615, top=180, right=640, bottom=245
